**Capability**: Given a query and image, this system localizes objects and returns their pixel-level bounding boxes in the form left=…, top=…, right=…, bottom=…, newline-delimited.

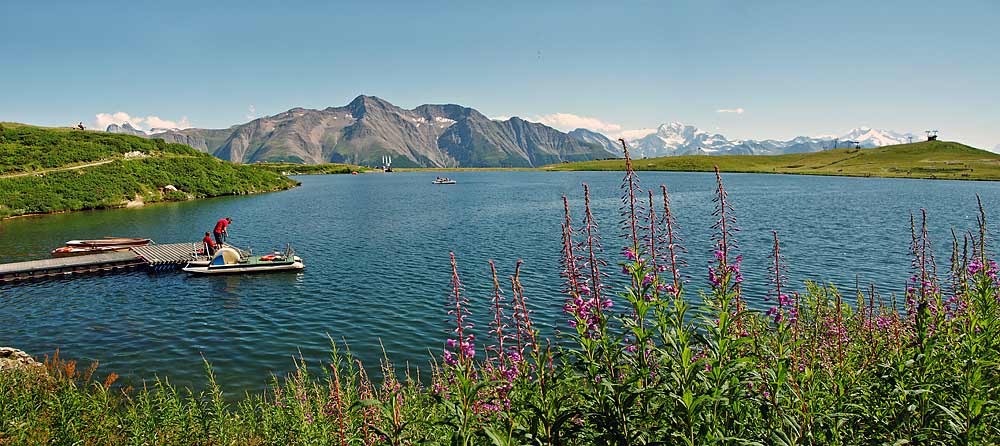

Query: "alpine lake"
left=2, top=171, right=999, bottom=395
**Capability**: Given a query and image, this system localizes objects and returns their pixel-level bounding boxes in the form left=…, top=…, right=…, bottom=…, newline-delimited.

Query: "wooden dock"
left=132, top=243, right=204, bottom=271
left=0, top=242, right=208, bottom=283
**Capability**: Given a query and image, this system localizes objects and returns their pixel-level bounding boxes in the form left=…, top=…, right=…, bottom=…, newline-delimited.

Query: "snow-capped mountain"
left=569, top=123, right=919, bottom=158
left=629, top=123, right=746, bottom=157
left=105, top=122, right=148, bottom=136
left=105, top=122, right=180, bottom=136
left=838, top=127, right=916, bottom=147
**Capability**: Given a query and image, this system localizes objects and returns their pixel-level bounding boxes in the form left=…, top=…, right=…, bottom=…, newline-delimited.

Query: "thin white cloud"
left=616, top=128, right=658, bottom=140
left=93, top=112, right=192, bottom=132
left=246, top=104, right=257, bottom=121
left=497, top=112, right=657, bottom=141
left=94, top=112, right=143, bottom=130
left=717, top=108, right=745, bottom=114
left=144, top=115, right=191, bottom=129
left=532, top=113, right=623, bottom=133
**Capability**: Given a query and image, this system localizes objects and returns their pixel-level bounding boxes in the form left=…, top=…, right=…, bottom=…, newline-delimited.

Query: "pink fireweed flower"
left=642, top=273, right=654, bottom=287
left=968, top=258, right=983, bottom=276
left=623, top=247, right=637, bottom=261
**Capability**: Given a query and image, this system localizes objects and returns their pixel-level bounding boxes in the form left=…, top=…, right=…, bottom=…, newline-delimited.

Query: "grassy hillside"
left=0, top=124, right=298, bottom=218
left=545, top=140, right=1000, bottom=180
left=255, top=162, right=367, bottom=175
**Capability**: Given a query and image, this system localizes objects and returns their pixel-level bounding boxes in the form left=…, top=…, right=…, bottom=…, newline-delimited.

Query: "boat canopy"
left=210, top=247, right=242, bottom=266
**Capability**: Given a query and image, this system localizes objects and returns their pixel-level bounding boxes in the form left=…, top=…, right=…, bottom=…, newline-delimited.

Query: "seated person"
left=202, top=231, right=217, bottom=256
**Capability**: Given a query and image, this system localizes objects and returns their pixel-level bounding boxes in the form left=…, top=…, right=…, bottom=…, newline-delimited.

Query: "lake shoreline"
left=542, top=165, right=1000, bottom=182
left=0, top=185, right=299, bottom=221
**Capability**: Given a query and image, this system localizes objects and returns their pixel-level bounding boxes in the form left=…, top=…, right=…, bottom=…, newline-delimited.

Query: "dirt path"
left=0, top=159, right=116, bottom=178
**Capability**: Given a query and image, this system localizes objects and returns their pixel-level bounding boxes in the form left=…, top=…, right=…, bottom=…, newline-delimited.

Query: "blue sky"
left=2, top=0, right=998, bottom=148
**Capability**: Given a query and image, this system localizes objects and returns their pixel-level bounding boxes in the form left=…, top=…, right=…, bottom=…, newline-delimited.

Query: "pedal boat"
left=182, top=247, right=303, bottom=275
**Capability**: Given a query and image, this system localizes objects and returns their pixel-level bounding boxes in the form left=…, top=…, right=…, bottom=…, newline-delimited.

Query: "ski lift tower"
left=925, top=130, right=939, bottom=141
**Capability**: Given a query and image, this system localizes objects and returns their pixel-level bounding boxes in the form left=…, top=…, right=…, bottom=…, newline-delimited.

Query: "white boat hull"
left=182, top=258, right=304, bottom=275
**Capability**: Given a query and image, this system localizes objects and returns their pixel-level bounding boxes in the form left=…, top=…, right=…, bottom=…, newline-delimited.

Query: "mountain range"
left=105, top=95, right=923, bottom=166
left=572, top=124, right=920, bottom=158
left=107, top=96, right=612, bottom=168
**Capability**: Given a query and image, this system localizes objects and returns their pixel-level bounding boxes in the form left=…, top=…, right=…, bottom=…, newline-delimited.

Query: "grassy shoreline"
left=0, top=124, right=298, bottom=219
left=255, top=162, right=368, bottom=175
left=544, top=140, right=1000, bottom=181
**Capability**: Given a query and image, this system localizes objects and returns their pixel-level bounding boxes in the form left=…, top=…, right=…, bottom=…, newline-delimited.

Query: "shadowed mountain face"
left=124, top=96, right=613, bottom=167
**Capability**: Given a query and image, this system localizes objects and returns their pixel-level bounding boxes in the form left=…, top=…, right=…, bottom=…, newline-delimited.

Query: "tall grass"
left=2, top=141, right=998, bottom=445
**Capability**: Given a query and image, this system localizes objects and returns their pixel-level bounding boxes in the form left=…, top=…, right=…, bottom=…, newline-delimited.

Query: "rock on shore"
left=0, top=347, right=42, bottom=372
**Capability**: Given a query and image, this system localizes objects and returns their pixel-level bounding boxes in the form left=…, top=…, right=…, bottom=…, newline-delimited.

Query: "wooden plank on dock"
left=0, top=252, right=139, bottom=275
left=0, top=251, right=144, bottom=282
left=131, top=242, right=201, bottom=266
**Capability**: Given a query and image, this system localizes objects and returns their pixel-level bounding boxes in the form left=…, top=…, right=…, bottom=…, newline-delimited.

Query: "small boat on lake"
left=182, top=246, right=304, bottom=275
left=432, top=177, right=456, bottom=185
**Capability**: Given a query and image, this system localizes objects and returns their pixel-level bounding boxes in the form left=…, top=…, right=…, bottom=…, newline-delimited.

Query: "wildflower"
left=445, top=253, right=475, bottom=366
left=642, top=273, right=654, bottom=287
left=623, top=247, right=637, bottom=261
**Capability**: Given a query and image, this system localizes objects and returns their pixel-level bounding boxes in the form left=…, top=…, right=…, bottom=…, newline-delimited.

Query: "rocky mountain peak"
left=105, top=122, right=147, bottom=136
left=347, top=95, right=395, bottom=115
left=142, top=96, right=613, bottom=167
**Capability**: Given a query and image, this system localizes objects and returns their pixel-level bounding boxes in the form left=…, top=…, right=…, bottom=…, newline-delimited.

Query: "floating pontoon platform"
left=0, top=242, right=210, bottom=283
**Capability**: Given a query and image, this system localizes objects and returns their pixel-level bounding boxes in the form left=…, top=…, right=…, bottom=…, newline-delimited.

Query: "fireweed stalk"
left=445, top=252, right=475, bottom=369
left=487, top=260, right=508, bottom=365
left=660, top=184, right=685, bottom=298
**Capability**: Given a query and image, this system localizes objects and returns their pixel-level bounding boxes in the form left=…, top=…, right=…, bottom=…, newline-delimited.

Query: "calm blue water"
left=1, top=171, right=997, bottom=394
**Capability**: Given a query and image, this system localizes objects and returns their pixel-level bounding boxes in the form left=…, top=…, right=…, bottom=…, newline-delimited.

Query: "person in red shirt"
left=213, top=217, right=232, bottom=246
left=202, top=231, right=217, bottom=256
